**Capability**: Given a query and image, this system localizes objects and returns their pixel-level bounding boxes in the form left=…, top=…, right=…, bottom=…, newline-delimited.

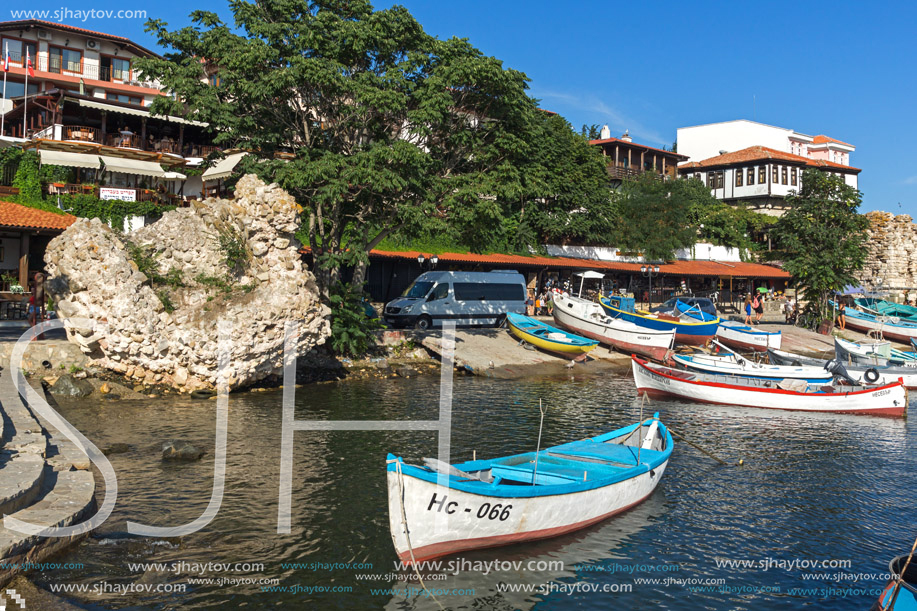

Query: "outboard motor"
left=824, top=359, right=859, bottom=386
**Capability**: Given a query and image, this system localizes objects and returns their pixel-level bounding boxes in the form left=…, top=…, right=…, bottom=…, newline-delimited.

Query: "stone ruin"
left=44, top=175, right=331, bottom=391
left=857, top=211, right=917, bottom=296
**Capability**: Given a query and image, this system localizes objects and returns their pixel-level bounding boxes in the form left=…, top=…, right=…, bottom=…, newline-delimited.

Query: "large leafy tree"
left=683, top=177, right=772, bottom=256
left=614, top=173, right=697, bottom=262
left=136, top=0, right=540, bottom=294
left=771, top=169, right=869, bottom=321
left=521, top=114, right=618, bottom=247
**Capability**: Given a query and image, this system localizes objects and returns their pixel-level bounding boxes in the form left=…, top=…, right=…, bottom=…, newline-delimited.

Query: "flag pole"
left=22, top=48, right=29, bottom=138
left=1, top=43, right=8, bottom=136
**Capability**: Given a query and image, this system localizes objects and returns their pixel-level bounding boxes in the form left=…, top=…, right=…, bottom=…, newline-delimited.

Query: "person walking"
left=29, top=272, right=46, bottom=340
left=837, top=301, right=846, bottom=331
left=744, top=294, right=753, bottom=325
left=752, top=293, right=764, bottom=324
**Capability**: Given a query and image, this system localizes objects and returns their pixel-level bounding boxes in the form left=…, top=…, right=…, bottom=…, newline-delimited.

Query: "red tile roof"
left=589, top=138, right=689, bottom=160
left=812, top=135, right=854, bottom=147
left=0, top=20, right=158, bottom=57
left=0, top=201, right=77, bottom=231
left=679, top=146, right=860, bottom=173
left=301, top=246, right=790, bottom=279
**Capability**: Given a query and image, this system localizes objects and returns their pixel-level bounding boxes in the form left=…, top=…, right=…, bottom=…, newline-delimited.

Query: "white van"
left=383, top=271, right=527, bottom=330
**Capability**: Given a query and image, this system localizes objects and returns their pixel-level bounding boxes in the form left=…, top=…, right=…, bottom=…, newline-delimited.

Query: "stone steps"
left=0, top=369, right=95, bottom=587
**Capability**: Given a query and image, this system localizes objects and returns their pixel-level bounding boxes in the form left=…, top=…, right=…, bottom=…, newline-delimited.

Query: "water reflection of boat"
left=383, top=489, right=669, bottom=611
left=386, top=415, right=672, bottom=564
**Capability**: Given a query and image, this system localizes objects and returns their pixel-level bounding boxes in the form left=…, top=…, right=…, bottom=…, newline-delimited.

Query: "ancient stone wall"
left=857, top=211, right=917, bottom=294
left=43, top=175, right=331, bottom=391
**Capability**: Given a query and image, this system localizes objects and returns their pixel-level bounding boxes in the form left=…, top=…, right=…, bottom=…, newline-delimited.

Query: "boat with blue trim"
left=715, top=320, right=782, bottom=352
left=834, top=337, right=917, bottom=367
left=873, top=554, right=917, bottom=610
left=767, top=347, right=917, bottom=389
left=599, top=295, right=719, bottom=346
left=670, top=352, right=833, bottom=383
left=855, top=297, right=917, bottom=321
left=838, top=305, right=917, bottom=344
left=386, top=414, right=672, bottom=563
left=506, top=312, right=598, bottom=360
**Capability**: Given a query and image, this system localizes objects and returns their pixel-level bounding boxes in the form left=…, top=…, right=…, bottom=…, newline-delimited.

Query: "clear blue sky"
left=28, top=0, right=917, bottom=215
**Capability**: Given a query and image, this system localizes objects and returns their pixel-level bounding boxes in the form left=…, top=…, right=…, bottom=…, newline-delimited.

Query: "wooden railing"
left=48, top=183, right=97, bottom=196
left=106, top=133, right=143, bottom=149
left=64, top=125, right=103, bottom=143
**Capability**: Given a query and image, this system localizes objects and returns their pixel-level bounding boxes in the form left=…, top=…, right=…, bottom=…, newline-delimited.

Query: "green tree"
left=12, top=151, right=42, bottom=202
left=771, top=169, right=869, bottom=322
left=615, top=173, right=697, bottom=261
left=136, top=0, right=541, bottom=296
left=517, top=114, right=617, bottom=247
left=580, top=124, right=602, bottom=140
left=683, top=177, right=773, bottom=256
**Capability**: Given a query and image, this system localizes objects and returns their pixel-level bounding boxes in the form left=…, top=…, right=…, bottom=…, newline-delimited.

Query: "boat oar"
left=887, top=533, right=917, bottom=610
left=667, top=427, right=743, bottom=467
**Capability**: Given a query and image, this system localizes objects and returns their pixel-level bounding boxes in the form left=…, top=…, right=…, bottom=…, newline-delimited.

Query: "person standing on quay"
left=29, top=272, right=46, bottom=340
left=837, top=301, right=846, bottom=331
left=751, top=293, right=762, bottom=325
left=744, top=294, right=753, bottom=325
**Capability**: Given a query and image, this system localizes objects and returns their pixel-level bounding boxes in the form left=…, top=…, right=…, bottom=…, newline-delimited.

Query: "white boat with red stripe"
left=632, top=356, right=908, bottom=417
left=386, top=415, right=672, bottom=564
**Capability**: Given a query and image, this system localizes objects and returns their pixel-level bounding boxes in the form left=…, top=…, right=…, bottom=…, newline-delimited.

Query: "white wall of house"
left=543, top=242, right=744, bottom=262
left=677, top=120, right=806, bottom=163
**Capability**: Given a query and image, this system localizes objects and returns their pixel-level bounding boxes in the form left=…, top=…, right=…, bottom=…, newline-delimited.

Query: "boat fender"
left=864, top=368, right=881, bottom=384
left=190, top=389, right=217, bottom=400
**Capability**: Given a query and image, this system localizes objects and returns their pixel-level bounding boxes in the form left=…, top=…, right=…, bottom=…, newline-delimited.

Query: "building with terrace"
left=0, top=20, right=222, bottom=205
left=589, top=126, right=687, bottom=184
left=677, top=146, right=861, bottom=217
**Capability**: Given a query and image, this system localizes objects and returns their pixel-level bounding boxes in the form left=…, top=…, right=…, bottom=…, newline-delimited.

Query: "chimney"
left=621, top=130, right=632, bottom=143
left=599, top=124, right=611, bottom=139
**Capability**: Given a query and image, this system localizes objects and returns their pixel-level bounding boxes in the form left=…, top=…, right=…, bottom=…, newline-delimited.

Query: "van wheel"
left=414, top=315, right=433, bottom=331
left=495, top=315, right=507, bottom=328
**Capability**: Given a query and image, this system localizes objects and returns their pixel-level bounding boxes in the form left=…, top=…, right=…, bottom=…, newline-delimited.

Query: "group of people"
left=526, top=289, right=554, bottom=316
left=743, top=293, right=766, bottom=325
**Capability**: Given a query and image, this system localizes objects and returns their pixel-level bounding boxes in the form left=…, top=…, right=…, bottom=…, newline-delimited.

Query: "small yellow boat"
left=506, top=313, right=598, bottom=360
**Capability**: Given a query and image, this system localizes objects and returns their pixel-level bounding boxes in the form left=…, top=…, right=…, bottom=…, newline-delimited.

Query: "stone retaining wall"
left=858, top=211, right=917, bottom=296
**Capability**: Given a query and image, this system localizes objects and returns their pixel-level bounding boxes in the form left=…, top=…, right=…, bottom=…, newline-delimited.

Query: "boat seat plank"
left=490, top=453, right=632, bottom=485
left=549, top=439, right=663, bottom=466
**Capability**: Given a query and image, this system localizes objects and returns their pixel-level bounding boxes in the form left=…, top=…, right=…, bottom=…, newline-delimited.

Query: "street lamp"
left=417, top=254, right=425, bottom=266
left=417, top=254, right=439, bottom=269
left=640, top=265, right=661, bottom=307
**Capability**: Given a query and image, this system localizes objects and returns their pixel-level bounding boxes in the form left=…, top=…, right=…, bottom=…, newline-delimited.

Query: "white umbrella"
left=574, top=271, right=605, bottom=298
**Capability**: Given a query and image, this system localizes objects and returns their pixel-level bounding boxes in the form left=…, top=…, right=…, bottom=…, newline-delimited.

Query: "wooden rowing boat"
left=552, top=292, right=674, bottom=361
left=598, top=295, right=718, bottom=346
left=670, top=352, right=832, bottom=383
left=386, top=415, right=673, bottom=564
left=632, top=356, right=908, bottom=417
left=715, top=320, right=782, bottom=352
left=506, top=312, right=598, bottom=360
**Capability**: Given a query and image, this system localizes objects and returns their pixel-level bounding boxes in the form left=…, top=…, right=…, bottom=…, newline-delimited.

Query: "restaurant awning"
left=202, top=152, right=247, bottom=182
left=39, top=149, right=101, bottom=169
left=74, top=98, right=209, bottom=127
left=163, top=171, right=187, bottom=180
left=99, top=155, right=165, bottom=178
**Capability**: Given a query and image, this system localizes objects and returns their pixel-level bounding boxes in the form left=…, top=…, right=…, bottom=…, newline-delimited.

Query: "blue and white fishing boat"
left=768, top=347, right=917, bottom=389
left=670, top=352, right=833, bottom=383
left=386, top=414, right=673, bottom=564
left=674, top=300, right=718, bottom=322
left=834, top=337, right=917, bottom=367
left=873, top=554, right=917, bottom=610
left=840, top=306, right=917, bottom=344
left=506, top=312, right=598, bottom=360
left=716, top=320, right=782, bottom=352
left=599, top=295, right=719, bottom=346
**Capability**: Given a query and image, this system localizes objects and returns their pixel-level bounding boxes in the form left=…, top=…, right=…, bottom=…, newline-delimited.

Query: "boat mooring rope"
left=393, top=460, right=446, bottom=611
left=886, top=533, right=917, bottom=610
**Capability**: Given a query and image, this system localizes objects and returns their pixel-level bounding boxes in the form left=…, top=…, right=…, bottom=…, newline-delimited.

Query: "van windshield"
left=402, top=280, right=435, bottom=299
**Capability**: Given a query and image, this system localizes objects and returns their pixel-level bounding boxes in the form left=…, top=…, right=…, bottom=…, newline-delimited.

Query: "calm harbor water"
left=40, top=370, right=915, bottom=610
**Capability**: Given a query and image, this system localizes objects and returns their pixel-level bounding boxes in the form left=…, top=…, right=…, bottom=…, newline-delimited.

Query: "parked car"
left=383, top=271, right=527, bottom=330
left=650, top=297, right=718, bottom=318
